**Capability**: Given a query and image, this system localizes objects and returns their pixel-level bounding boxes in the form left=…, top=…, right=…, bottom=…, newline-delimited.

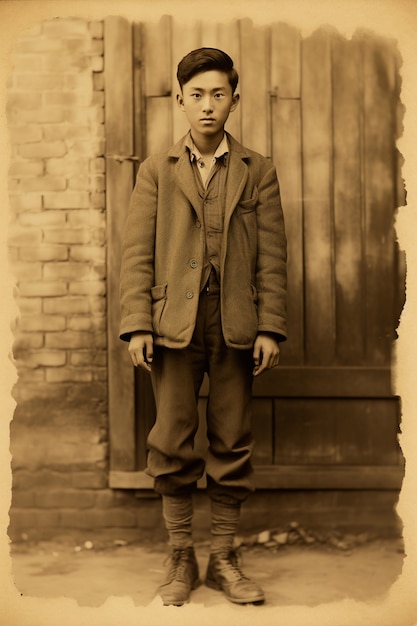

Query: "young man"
left=120, top=48, right=287, bottom=606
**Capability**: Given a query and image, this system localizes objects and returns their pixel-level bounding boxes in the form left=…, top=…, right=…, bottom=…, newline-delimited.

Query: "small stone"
left=265, top=540, right=277, bottom=549
left=257, top=530, right=271, bottom=544
left=74, top=546, right=82, bottom=552
left=272, top=532, right=288, bottom=545
left=113, top=539, right=128, bottom=547
left=84, top=540, right=94, bottom=550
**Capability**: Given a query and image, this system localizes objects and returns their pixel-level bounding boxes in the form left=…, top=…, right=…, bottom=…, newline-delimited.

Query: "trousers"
left=146, top=270, right=256, bottom=504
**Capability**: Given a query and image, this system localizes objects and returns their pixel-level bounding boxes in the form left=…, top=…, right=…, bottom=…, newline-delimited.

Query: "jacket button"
left=190, top=259, right=198, bottom=269
left=186, top=290, right=194, bottom=299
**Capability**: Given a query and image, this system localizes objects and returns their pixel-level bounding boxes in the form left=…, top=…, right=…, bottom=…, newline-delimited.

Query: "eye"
left=214, top=93, right=225, bottom=99
left=192, top=93, right=201, bottom=99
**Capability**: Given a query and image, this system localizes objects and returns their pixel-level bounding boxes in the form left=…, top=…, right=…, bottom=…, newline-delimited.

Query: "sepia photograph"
left=1, top=1, right=416, bottom=625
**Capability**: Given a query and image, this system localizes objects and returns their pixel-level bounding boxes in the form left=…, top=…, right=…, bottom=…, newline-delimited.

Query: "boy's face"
left=177, top=70, right=239, bottom=143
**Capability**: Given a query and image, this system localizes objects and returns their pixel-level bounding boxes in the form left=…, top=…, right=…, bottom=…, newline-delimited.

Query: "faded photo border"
left=1, top=1, right=416, bottom=625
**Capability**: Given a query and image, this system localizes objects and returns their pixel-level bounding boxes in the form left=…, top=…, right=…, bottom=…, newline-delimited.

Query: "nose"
left=201, top=96, right=214, bottom=112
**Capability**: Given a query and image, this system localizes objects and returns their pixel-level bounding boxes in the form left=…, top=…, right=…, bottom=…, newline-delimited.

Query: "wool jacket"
left=119, top=132, right=287, bottom=349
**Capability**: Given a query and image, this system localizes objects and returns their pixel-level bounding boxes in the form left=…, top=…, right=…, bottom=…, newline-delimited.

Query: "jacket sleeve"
left=255, top=163, right=287, bottom=342
left=119, top=158, right=157, bottom=342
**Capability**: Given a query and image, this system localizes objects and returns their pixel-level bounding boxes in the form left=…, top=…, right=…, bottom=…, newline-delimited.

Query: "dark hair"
left=177, top=47, right=239, bottom=93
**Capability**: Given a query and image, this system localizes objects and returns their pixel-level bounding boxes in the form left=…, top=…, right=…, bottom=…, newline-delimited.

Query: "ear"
left=230, top=93, right=240, bottom=112
left=177, top=93, right=185, bottom=111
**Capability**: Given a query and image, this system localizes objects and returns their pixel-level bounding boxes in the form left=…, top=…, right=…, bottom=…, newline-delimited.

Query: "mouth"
left=200, top=118, right=215, bottom=122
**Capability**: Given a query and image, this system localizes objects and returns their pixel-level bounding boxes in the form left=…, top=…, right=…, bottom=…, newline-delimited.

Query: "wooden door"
left=106, top=17, right=404, bottom=491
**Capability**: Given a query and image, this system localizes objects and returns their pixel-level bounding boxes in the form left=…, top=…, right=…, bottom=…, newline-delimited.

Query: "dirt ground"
left=7, top=536, right=407, bottom=612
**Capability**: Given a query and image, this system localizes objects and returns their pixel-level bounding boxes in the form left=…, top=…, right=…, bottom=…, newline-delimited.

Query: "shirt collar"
left=185, top=132, right=229, bottom=164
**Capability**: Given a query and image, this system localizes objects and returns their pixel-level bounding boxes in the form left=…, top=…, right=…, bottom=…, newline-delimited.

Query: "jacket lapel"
left=174, top=153, right=203, bottom=222
left=224, top=133, right=249, bottom=227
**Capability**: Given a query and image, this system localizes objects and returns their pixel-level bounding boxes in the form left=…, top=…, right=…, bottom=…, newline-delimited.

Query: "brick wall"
left=7, top=17, right=164, bottom=542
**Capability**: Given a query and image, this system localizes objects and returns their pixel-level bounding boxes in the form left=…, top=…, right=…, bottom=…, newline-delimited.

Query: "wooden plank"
left=361, top=34, right=397, bottom=366
left=171, top=19, right=201, bottom=142
left=301, top=29, right=335, bottom=364
left=332, top=35, right=365, bottom=365
left=104, top=17, right=134, bottom=155
left=274, top=398, right=400, bottom=465
left=146, top=96, right=172, bottom=156
left=239, top=18, right=269, bottom=155
left=104, top=17, right=136, bottom=471
left=110, top=463, right=404, bottom=490
left=200, top=20, right=241, bottom=140
left=271, top=98, right=303, bottom=365
left=143, top=15, right=172, bottom=97
left=252, top=366, right=393, bottom=397
left=270, top=22, right=301, bottom=98
left=132, top=22, right=146, bottom=164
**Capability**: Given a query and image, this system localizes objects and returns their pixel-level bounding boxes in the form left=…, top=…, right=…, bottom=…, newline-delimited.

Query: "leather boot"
left=205, top=550, right=265, bottom=604
left=158, top=546, right=200, bottom=606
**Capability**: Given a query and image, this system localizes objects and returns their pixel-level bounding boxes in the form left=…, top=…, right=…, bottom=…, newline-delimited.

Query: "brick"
left=44, top=91, right=92, bottom=108
left=43, top=296, right=90, bottom=315
left=20, top=245, right=68, bottom=262
left=8, top=193, right=42, bottom=212
left=13, top=333, right=44, bottom=351
left=70, top=350, right=107, bottom=367
left=16, top=73, right=66, bottom=91
left=18, top=314, right=66, bottom=332
left=11, top=489, right=36, bottom=508
left=15, top=37, right=65, bottom=54
left=18, top=280, right=67, bottom=297
left=11, top=54, right=43, bottom=73
left=20, top=176, right=67, bottom=192
left=91, top=228, right=106, bottom=244
left=90, top=158, right=105, bottom=174
left=9, top=160, right=44, bottom=177
left=89, top=39, right=104, bottom=56
left=9, top=124, right=43, bottom=144
left=68, top=176, right=89, bottom=191
left=36, top=510, right=61, bottom=527
left=69, top=280, right=105, bottom=296
left=90, top=193, right=105, bottom=210
left=7, top=92, right=42, bottom=111
left=43, top=54, right=90, bottom=73
left=91, top=56, right=104, bottom=72
left=14, top=367, right=45, bottom=384
left=9, top=508, right=38, bottom=530
left=44, top=228, right=90, bottom=244
left=36, top=489, right=96, bottom=509
left=67, top=316, right=92, bottom=331
left=8, top=224, right=42, bottom=246
left=91, top=175, right=105, bottom=193
left=70, top=245, right=105, bottom=263
left=45, top=330, right=94, bottom=349
left=66, top=106, right=104, bottom=125
left=89, top=21, right=104, bottom=39
left=11, top=262, right=43, bottom=280
left=67, top=209, right=105, bottom=227
left=15, top=107, right=66, bottom=124
left=72, top=470, right=107, bottom=489
left=46, top=157, right=90, bottom=176
left=19, top=141, right=67, bottom=159
left=93, top=72, right=104, bottom=91
left=19, top=210, right=65, bottom=227
left=43, top=18, right=89, bottom=37
left=16, top=297, right=42, bottom=314
left=12, top=469, right=72, bottom=489
left=26, top=351, right=67, bottom=367
left=45, top=368, right=93, bottom=382
left=43, top=262, right=91, bottom=281
left=43, top=191, right=89, bottom=210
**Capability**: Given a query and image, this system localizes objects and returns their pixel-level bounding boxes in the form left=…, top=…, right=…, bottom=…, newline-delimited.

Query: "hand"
left=128, top=332, right=154, bottom=373
left=252, top=333, right=280, bottom=377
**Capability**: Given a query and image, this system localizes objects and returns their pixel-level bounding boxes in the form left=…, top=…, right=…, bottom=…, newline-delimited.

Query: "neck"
left=191, top=130, right=224, bottom=157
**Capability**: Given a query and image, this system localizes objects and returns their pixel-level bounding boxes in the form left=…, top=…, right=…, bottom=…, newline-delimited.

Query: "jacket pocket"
left=236, top=188, right=258, bottom=215
left=151, top=284, right=167, bottom=336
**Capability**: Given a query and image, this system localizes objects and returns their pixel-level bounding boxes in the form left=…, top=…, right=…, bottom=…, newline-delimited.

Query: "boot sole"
left=160, top=578, right=202, bottom=606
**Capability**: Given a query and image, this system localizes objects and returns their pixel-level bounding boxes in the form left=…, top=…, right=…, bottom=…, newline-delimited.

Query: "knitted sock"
left=210, top=499, right=241, bottom=555
left=162, top=494, right=194, bottom=549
